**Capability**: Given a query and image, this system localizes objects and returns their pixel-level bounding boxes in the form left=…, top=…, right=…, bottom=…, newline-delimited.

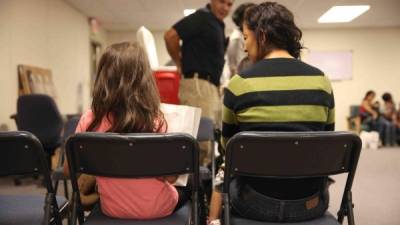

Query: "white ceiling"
left=64, top=0, right=400, bottom=31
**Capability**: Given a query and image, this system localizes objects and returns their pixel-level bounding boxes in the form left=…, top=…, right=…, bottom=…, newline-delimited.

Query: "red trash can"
left=153, top=70, right=180, bottom=105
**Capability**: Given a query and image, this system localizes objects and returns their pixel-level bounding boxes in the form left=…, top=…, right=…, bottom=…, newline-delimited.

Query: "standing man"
left=164, top=0, right=233, bottom=125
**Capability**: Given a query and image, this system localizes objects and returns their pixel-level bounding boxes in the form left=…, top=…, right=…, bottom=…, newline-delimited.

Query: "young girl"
left=64, top=42, right=184, bottom=219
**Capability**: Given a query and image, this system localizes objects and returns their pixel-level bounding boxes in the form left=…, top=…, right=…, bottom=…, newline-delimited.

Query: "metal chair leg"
left=63, top=179, right=69, bottom=199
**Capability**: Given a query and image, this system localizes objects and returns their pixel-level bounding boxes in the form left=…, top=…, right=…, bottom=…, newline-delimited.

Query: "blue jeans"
left=371, top=117, right=396, bottom=146
left=230, top=179, right=329, bottom=222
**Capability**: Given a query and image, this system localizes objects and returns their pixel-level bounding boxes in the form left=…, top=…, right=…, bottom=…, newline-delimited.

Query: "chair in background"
left=197, top=117, right=216, bottom=186
left=14, top=94, right=63, bottom=167
left=66, top=132, right=200, bottom=225
left=196, top=117, right=218, bottom=219
left=52, top=116, right=80, bottom=199
left=347, top=105, right=372, bottom=133
left=222, top=131, right=362, bottom=225
left=347, top=105, right=361, bottom=133
left=0, top=131, right=68, bottom=225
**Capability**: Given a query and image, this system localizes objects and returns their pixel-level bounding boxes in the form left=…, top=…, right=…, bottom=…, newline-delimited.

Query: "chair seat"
left=84, top=201, right=191, bottom=225
left=0, top=195, right=68, bottom=225
left=231, top=212, right=339, bottom=225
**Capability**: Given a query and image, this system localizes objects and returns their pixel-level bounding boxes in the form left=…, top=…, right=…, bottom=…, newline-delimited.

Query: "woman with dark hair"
left=382, top=92, right=397, bottom=122
left=359, top=90, right=379, bottom=121
left=208, top=2, right=335, bottom=224
left=381, top=92, right=397, bottom=145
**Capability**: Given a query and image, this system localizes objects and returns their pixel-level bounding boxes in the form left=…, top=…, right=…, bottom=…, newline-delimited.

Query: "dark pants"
left=230, top=179, right=329, bottom=222
left=174, top=185, right=192, bottom=212
left=367, top=116, right=397, bottom=146
left=175, top=181, right=208, bottom=225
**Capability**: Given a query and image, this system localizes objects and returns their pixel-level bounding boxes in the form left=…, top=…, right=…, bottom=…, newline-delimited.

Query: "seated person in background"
left=382, top=92, right=398, bottom=145
left=382, top=92, right=397, bottom=123
left=397, top=103, right=400, bottom=144
left=208, top=2, right=335, bottom=224
left=397, top=103, right=400, bottom=127
left=372, top=101, right=381, bottom=115
left=64, top=42, right=190, bottom=219
left=359, top=90, right=379, bottom=122
left=360, top=91, right=396, bottom=146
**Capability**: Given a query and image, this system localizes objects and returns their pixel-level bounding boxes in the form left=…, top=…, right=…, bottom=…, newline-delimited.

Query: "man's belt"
left=184, top=72, right=211, bottom=81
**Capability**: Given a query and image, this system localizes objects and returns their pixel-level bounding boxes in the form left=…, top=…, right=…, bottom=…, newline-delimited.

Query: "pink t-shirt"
left=76, top=110, right=178, bottom=219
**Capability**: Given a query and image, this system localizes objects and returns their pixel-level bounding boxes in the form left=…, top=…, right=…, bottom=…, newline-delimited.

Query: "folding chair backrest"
left=66, top=132, right=199, bottom=179
left=224, top=131, right=362, bottom=187
left=0, top=131, right=50, bottom=177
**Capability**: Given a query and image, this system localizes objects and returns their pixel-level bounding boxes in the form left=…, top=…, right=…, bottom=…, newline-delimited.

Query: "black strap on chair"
left=66, top=132, right=200, bottom=225
left=222, top=131, right=362, bottom=225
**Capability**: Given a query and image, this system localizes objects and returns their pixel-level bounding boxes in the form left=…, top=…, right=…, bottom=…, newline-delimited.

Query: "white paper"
left=160, top=103, right=202, bottom=137
left=160, top=103, right=202, bottom=186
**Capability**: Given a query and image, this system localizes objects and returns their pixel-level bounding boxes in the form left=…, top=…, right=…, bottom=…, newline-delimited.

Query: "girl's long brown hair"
left=87, top=42, right=166, bottom=133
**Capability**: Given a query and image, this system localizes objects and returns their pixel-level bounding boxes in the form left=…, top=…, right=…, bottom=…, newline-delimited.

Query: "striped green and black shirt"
left=221, top=58, right=335, bottom=199
left=222, top=58, right=335, bottom=147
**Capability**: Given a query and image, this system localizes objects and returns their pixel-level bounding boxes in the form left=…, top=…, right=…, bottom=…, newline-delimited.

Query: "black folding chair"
left=223, top=131, right=362, bottom=225
left=66, top=132, right=200, bottom=225
left=197, top=117, right=216, bottom=185
left=0, top=131, right=68, bottom=225
left=53, top=116, right=80, bottom=199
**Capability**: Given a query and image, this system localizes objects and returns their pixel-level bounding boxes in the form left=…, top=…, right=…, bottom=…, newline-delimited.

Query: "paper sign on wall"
left=305, top=50, right=353, bottom=81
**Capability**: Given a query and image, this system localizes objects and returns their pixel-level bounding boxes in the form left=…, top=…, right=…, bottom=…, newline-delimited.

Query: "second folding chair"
left=222, top=131, right=362, bottom=225
left=52, top=116, right=81, bottom=199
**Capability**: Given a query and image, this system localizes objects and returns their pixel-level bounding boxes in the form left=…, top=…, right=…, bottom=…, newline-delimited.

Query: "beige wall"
left=0, top=0, right=92, bottom=130
left=108, top=27, right=400, bottom=131
left=303, top=28, right=400, bottom=131
left=107, top=30, right=170, bottom=66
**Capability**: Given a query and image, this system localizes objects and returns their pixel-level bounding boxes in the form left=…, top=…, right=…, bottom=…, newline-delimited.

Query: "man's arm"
left=164, top=28, right=182, bottom=73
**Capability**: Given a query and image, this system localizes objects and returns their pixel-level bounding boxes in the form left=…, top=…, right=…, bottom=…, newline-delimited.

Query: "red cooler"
left=153, top=70, right=180, bottom=105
